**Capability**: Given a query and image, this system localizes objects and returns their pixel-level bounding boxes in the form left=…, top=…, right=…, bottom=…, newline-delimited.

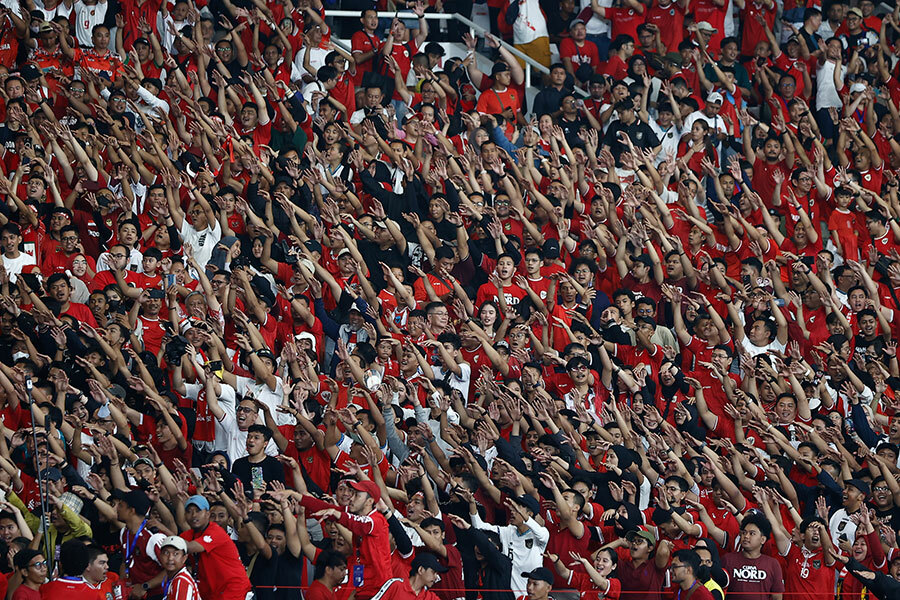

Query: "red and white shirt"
left=164, top=568, right=200, bottom=600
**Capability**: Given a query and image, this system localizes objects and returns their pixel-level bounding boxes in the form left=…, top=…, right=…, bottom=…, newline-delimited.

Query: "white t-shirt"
left=215, top=408, right=279, bottom=461
left=179, top=218, right=221, bottom=269
left=472, top=512, right=550, bottom=594
left=683, top=109, right=729, bottom=138
left=2, top=252, right=34, bottom=283
left=581, top=0, right=611, bottom=35
left=650, top=120, right=683, bottom=165
left=513, top=0, right=548, bottom=44
left=184, top=381, right=236, bottom=452
left=72, top=0, right=108, bottom=48
left=235, top=375, right=294, bottom=427
left=816, top=60, right=846, bottom=110
left=829, top=508, right=858, bottom=547
left=436, top=362, right=471, bottom=399
left=295, top=46, right=329, bottom=78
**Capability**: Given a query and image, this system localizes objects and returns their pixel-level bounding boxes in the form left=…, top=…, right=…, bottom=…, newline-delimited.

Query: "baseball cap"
left=845, top=479, right=870, bottom=496
left=706, top=91, right=724, bottom=104
left=411, top=553, right=449, bottom=573
left=349, top=480, right=381, bottom=502
left=295, top=332, right=317, bottom=350
left=542, top=238, right=560, bottom=259
left=513, top=494, right=540, bottom=515
left=521, top=567, right=554, bottom=585
left=850, top=82, right=867, bottom=94
left=185, top=495, right=210, bottom=511
left=134, top=37, right=150, bottom=46
left=848, top=7, right=863, bottom=17
left=107, top=384, right=126, bottom=399
left=633, top=254, right=654, bottom=267
left=38, top=467, right=62, bottom=482
left=133, top=457, right=155, bottom=470
left=304, top=239, right=322, bottom=254
left=626, top=527, right=657, bottom=546
left=569, top=18, right=586, bottom=30
left=159, top=536, right=188, bottom=553
left=337, top=248, right=351, bottom=258
left=491, top=62, right=510, bottom=77
left=695, top=21, right=718, bottom=34
left=256, top=348, right=277, bottom=363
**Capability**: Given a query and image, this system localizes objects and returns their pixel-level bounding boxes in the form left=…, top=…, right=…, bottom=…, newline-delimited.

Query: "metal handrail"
left=325, top=10, right=588, bottom=96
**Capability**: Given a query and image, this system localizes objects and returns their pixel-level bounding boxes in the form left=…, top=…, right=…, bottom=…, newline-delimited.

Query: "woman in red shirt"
left=677, top=120, right=718, bottom=174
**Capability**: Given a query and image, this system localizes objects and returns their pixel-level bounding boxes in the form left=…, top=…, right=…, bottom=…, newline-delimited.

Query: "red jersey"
left=306, top=580, right=337, bottom=600
left=370, top=578, right=440, bottom=600
left=350, top=31, right=383, bottom=86
left=783, top=544, right=836, bottom=600
left=180, top=522, right=252, bottom=600
left=40, top=578, right=98, bottom=600
left=120, top=521, right=162, bottom=591
left=605, top=6, right=645, bottom=41
left=299, top=496, right=392, bottom=599
left=559, top=39, right=600, bottom=74
left=645, top=2, right=686, bottom=52
left=163, top=568, right=200, bottom=600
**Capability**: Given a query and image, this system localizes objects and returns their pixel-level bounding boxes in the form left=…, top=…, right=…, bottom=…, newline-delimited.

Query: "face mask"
left=12, top=352, right=28, bottom=361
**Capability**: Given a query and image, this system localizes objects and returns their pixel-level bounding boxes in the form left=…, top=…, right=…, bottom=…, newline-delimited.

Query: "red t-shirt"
left=40, top=578, right=98, bottom=600
left=120, top=522, right=162, bottom=591
left=606, top=6, right=645, bottom=41
left=12, top=585, right=40, bottom=600
left=306, top=580, right=337, bottom=600
left=783, top=545, right=836, bottom=600
left=180, top=522, right=252, bottom=600
left=560, top=39, right=601, bottom=73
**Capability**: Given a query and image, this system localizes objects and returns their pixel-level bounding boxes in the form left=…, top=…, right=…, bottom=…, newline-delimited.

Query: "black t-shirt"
left=250, top=548, right=304, bottom=600
left=874, top=505, right=900, bottom=535
left=605, top=119, right=661, bottom=156
left=534, top=86, right=567, bottom=117
left=232, top=455, right=285, bottom=491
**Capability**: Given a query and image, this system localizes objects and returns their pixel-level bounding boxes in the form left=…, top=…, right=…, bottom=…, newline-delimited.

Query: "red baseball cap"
left=349, top=480, right=381, bottom=502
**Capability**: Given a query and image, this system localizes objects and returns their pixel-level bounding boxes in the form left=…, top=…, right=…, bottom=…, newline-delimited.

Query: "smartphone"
left=208, top=360, right=222, bottom=371
left=165, top=274, right=176, bottom=288
left=148, top=289, right=165, bottom=300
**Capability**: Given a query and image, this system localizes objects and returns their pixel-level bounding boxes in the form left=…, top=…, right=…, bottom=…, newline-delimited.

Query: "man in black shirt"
left=232, top=425, right=285, bottom=492
left=603, top=100, right=661, bottom=166
left=533, top=64, right=571, bottom=117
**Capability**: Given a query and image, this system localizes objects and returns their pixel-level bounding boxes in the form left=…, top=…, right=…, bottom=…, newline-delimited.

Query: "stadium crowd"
left=0, top=0, right=896, bottom=598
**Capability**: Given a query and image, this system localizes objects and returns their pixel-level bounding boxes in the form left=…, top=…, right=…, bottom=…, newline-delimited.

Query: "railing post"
left=525, top=64, right=531, bottom=90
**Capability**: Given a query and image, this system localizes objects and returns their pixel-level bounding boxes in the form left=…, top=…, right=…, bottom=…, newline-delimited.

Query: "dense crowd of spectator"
left=0, top=0, right=896, bottom=599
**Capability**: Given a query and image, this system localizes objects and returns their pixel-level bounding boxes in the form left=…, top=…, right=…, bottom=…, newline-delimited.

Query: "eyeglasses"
left=873, top=486, right=889, bottom=492
left=568, top=365, right=588, bottom=372
left=29, top=561, right=47, bottom=569
left=236, top=406, right=256, bottom=413
left=669, top=563, right=685, bottom=571
left=109, top=253, right=126, bottom=259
